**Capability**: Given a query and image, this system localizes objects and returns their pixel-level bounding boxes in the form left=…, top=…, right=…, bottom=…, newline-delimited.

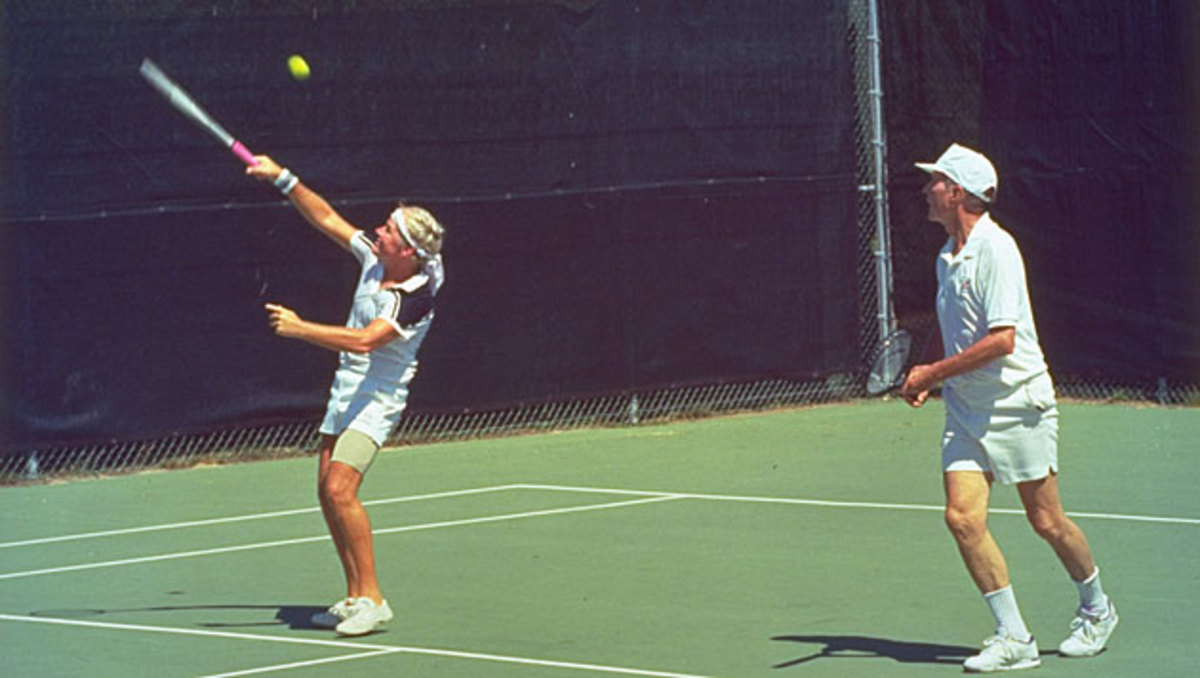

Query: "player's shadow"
left=771, top=634, right=975, bottom=668
left=31, top=604, right=334, bottom=631
left=274, top=605, right=332, bottom=630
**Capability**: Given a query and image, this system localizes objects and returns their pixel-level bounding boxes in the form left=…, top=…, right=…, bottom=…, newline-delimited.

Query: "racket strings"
left=866, top=332, right=912, bottom=395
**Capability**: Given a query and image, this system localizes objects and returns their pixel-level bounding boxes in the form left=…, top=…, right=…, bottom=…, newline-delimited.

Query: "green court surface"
left=3, top=400, right=1197, bottom=677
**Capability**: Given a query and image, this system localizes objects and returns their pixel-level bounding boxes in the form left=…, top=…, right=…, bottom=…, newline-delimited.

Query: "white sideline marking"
left=0, top=614, right=712, bottom=678
left=4, top=483, right=1191, bottom=582
left=0, top=485, right=523, bottom=549
left=363, top=644, right=713, bottom=678
left=9, top=480, right=1192, bottom=555
left=201, top=650, right=402, bottom=678
left=371, top=495, right=679, bottom=537
left=516, top=483, right=1200, bottom=525
left=0, top=495, right=681, bottom=581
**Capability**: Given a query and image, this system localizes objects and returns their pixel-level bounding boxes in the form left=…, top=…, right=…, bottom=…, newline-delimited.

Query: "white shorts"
left=942, top=377, right=1059, bottom=485
left=319, top=370, right=410, bottom=447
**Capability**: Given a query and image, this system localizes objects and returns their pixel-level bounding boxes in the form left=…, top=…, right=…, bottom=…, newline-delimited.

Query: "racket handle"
left=231, top=140, right=258, bottom=166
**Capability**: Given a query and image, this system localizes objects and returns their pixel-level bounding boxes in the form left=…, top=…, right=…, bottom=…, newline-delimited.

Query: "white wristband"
left=274, top=168, right=299, bottom=195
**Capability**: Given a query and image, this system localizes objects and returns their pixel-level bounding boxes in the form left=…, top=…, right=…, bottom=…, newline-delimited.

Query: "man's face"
left=372, top=212, right=417, bottom=259
left=921, top=172, right=961, bottom=227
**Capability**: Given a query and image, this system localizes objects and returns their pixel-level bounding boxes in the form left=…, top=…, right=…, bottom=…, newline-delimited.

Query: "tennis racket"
left=865, top=329, right=913, bottom=396
left=139, top=58, right=258, bottom=166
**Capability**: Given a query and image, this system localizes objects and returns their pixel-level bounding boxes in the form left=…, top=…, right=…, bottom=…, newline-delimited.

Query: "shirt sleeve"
left=349, top=231, right=375, bottom=265
left=375, top=291, right=411, bottom=339
left=375, top=284, right=435, bottom=338
left=977, top=237, right=1025, bottom=330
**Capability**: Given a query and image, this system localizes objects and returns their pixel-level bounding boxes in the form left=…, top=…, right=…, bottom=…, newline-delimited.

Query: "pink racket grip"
left=231, top=140, right=258, bottom=166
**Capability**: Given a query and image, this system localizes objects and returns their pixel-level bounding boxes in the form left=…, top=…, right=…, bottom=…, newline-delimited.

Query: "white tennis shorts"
left=319, top=370, right=410, bottom=447
left=941, top=375, right=1059, bottom=485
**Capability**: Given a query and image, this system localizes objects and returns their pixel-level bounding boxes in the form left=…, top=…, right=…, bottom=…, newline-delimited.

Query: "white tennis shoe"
left=963, top=633, right=1041, bottom=673
left=1059, top=600, right=1118, bottom=657
left=335, top=598, right=394, bottom=636
left=310, top=598, right=358, bottom=629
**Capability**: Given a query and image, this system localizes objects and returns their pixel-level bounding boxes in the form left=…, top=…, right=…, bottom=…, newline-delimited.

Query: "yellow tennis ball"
left=287, top=55, right=310, bottom=81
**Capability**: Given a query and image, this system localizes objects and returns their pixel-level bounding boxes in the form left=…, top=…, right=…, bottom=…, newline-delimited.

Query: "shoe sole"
left=1059, top=647, right=1107, bottom=658
left=336, top=620, right=385, bottom=637
left=964, top=658, right=1042, bottom=673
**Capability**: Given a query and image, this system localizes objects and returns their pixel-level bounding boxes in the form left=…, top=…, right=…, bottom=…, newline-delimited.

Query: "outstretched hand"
left=264, top=303, right=302, bottom=338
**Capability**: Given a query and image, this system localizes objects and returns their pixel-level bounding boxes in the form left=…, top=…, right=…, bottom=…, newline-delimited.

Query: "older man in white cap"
left=247, top=154, right=445, bottom=636
left=901, top=143, right=1118, bottom=672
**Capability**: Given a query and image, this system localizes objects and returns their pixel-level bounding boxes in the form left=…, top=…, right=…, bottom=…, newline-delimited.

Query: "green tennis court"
left=3, top=400, right=1197, bottom=677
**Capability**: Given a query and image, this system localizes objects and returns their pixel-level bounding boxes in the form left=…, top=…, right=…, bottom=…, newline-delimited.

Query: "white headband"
left=390, top=207, right=432, bottom=259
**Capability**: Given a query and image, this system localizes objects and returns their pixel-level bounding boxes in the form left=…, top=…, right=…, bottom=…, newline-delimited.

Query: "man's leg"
left=320, top=431, right=394, bottom=636
left=318, top=435, right=359, bottom=598
left=945, top=471, right=1040, bottom=672
left=944, top=470, right=1010, bottom=594
left=1015, top=473, right=1095, bottom=581
left=320, top=459, right=381, bottom=604
left=1017, top=473, right=1118, bottom=657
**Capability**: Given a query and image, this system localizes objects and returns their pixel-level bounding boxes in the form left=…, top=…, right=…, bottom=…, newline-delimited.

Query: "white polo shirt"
left=935, top=214, right=1052, bottom=409
left=319, top=231, right=443, bottom=444
left=336, top=232, right=442, bottom=377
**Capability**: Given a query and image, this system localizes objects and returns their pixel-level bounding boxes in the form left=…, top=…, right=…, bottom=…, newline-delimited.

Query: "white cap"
left=915, top=143, right=998, bottom=203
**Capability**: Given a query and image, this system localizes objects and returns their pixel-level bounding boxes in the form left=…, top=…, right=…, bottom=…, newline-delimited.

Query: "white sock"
left=1074, top=567, right=1109, bottom=616
left=984, top=585, right=1032, bottom=641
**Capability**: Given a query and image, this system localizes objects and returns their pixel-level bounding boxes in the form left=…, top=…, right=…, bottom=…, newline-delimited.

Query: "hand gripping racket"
left=139, top=58, right=258, bottom=166
left=865, top=329, right=913, bottom=396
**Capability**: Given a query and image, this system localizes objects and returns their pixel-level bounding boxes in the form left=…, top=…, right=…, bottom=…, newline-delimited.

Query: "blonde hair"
left=396, top=203, right=445, bottom=257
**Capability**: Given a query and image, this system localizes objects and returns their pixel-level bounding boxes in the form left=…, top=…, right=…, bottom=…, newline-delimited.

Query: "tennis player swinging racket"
left=141, top=58, right=446, bottom=635
left=248, top=156, right=445, bottom=637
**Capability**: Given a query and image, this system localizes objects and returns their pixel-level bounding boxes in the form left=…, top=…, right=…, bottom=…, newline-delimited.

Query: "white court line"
left=6, top=483, right=1191, bottom=582
left=0, top=614, right=712, bottom=678
left=14, top=478, right=1191, bottom=554
left=0, top=495, right=681, bottom=581
left=359, top=644, right=712, bottom=678
left=201, top=649, right=403, bottom=678
left=0, top=612, right=394, bottom=649
left=515, top=483, right=1200, bottom=526
left=0, top=485, right=523, bottom=549
left=371, top=495, right=679, bottom=537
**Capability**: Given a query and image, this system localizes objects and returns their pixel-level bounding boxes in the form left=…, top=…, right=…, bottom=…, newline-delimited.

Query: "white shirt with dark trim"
left=935, top=214, right=1051, bottom=407
left=335, top=231, right=443, bottom=386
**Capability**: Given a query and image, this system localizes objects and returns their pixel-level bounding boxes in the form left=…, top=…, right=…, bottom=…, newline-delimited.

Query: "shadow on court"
left=771, top=635, right=974, bottom=668
left=30, top=605, right=335, bottom=631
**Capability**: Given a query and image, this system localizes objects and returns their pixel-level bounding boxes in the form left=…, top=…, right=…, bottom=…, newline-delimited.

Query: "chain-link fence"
left=2, top=375, right=859, bottom=483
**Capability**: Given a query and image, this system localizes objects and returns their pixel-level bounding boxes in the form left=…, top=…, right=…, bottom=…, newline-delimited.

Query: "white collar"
left=389, top=271, right=430, bottom=294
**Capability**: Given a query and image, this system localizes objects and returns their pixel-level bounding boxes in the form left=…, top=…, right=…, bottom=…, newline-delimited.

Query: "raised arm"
left=246, top=155, right=358, bottom=253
